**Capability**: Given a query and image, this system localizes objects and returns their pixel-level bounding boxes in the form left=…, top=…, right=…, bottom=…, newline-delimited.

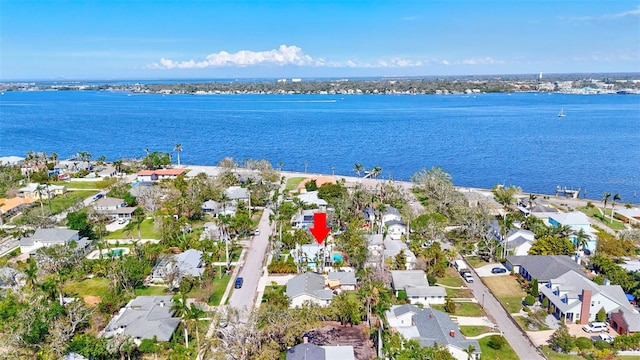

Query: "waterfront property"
left=136, top=168, right=186, bottom=182
left=17, top=182, right=67, bottom=200
left=385, top=304, right=481, bottom=360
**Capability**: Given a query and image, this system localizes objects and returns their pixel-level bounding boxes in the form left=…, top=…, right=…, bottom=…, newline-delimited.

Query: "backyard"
left=432, top=301, right=484, bottom=317
left=284, top=177, right=306, bottom=192
left=63, top=277, right=110, bottom=304
left=483, top=275, right=527, bottom=314
left=105, top=218, right=159, bottom=239
left=578, top=206, right=627, bottom=231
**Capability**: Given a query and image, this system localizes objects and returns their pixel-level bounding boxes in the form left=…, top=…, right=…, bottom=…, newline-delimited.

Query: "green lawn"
left=105, top=218, right=158, bottom=239
left=578, top=206, right=627, bottom=230
left=63, top=277, right=110, bottom=299
left=54, top=181, right=103, bottom=190
left=478, top=336, right=519, bottom=360
left=432, top=302, right=483, bottom=317
left=466, top=256, right=490, bottom=268
left=135, top=285, right=169, bottom=296
left=446, top=287, right=473, bottom=298
left=197, top=273, right=232, bottom=306
left=52, top=190, right=97, bottom=214
left=459, top=326, right=495, bottom=337
left=483, top=276, right=527, bottom=314
left=437, top=267, right=465, bottom=287
left=540, top=345, right=640, bottom=360
left=285, top=177, right=306, bottom=192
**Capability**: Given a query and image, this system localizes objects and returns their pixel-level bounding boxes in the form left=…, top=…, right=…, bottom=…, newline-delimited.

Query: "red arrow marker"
left=310, top=212, right=330, bottom=244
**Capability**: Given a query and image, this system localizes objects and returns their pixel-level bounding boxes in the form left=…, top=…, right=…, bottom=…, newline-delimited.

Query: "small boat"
left=558, top=108, right=566, bottom=118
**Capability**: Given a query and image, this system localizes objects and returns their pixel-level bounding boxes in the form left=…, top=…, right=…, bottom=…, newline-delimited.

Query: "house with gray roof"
left=327, top=271, right=357, bottom=291
left=93, top=197, right=137, bottom=220
left=150, top=249, right=205, bottom=287
left=505, top=229, right=535, bottom=256
left=19, top=228, right=85, bottom=254
left=391, top=270, right=446, bottom=305
left=286, top=342, right=355, bottom=360
left=611, top=307, right=640, bottom=335
left=506, top=255, right=585, bottom=284
left=225, top=186, right=250, bottom=201
left=102, top=295, right=180, bottom=343
left=384, top=239, right=416, bottom=270
left=540, top=270, right=637, bottom=324
left=0, top=156, right=25, bottom=166
left=0, top=267, right=24, bottom=290
left=385, top=305, right=481, bottom=360
left=286, top=273, right=334, bottom=308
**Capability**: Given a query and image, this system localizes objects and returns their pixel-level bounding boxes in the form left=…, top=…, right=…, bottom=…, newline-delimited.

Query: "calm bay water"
left=1, top=90, right=639, bottom=202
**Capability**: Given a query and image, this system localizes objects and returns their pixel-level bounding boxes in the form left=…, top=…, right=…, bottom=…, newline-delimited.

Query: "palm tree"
left=353, top=163, right=364, bottom=177
left=370, top=166, right=382, bottom=179
left=527, top=193, right=537, bottom=215
left=610, top=193, right=621, bottom=222
left=36, top=183, right=47, bottom=217
left=174, top=144, right=182, bottom=166
left=602, top=192, right=611, bottom=217
left=464, top=344, right=477, bottom=360
left=171, top=293, right=190, bottom=348
left=277, top=161, right=283, bottom=172
left=574, top=228, right=589, bottom=253
left=186, top=303, right=206, bottom=352
left=304, top=161, right=309, bottom=173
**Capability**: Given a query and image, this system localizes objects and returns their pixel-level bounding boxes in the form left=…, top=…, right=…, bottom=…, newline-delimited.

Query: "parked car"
left=464, top=273, right=474, bottom=283
left=234, top=277, right=244, bottom=289
left=583, top=322, right=609, bottom=333
left=92, top=193, right=103, bottom=201
left=254, top=229, right=260, bottom=236
left=491, top=267, right=507, bottom=274
left=591, top=334, right=613, bottom=343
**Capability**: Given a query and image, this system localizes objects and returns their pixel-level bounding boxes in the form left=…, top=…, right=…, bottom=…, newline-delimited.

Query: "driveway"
left=475, top=263, right=509, bottom=277
left=464, top=263, right=545, bottom=360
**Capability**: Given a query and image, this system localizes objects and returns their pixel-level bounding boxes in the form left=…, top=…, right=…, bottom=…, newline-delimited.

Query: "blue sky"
left=1, top=0, right=639, bottom=80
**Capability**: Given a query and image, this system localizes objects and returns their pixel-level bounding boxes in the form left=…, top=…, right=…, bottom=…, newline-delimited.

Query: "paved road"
left=464, top=265, right=545, bottom=360
left=227, top=207, right=272, bottom=314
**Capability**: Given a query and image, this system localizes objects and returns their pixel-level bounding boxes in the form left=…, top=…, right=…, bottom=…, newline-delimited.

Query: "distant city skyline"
left=1, top=0, right=639, bottom=80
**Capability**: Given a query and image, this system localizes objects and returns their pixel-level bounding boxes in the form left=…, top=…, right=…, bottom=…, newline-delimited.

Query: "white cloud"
left=566, top=6, right=640, bottom=22
left=150, top=45, right=315, bottom=69
left=150, top=45, right=425, bottom=70
left=460, top=57, right=504, bottom=65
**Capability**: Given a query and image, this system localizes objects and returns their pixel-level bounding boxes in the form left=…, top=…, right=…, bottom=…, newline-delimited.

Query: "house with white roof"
left=295, top=191, right=328, bottom=210
left=380, top=206, right=407, bottom=240
left=615, top=207, right=640, bottom=226
left=390, top=270, right=446, bottom=305
left=292, top=209, right=318, bottom=229
left=548, top=212, right=598, bottom=252
left=385, top=305, right=481, bottom=360
left=225, top=186, right=250, bottom=202
left=102, top=295, right=180, bottom=343
left=0, top=156, right=25, bottom=166
left=505, top=229, right=535, bottom=256
left=19, top=228, right=89, bottom=255
left=286, top=273, right=334, bottom=307
left=327, top=271, right=357, bottom=291
left=539, top=270, right=636, bottom=324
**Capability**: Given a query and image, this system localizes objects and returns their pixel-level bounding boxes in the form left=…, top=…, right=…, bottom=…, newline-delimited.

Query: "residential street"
left=227, top=206, right=272, bottom=315
left=464, top=268, right=546, bottom=360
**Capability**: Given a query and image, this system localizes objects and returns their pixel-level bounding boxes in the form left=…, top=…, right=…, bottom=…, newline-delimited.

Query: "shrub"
left=427, top=274, right=437, bottom=285
left=523, top=305, right=530, bottom=313
left=542, top=297, right=549, bottom=307
left=594, top=339, right=611, bottom=350
left=530, top=279, right=539, bottom=297
left=397, top=290, right=407, bottom=301
left=524, top=295, right=536, bottom=306
left=575, top=337, right=594, bottom=351
left=596, top=307, right=607, bottom=322
left=487, top=335, right=506, bottom=350
left=444, top=297, right=456, bottom=314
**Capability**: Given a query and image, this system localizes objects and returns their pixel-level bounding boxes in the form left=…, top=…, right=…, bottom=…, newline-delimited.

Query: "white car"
left=464, top=273, right=474, bottom=283
left=583, top=322, right=609, bottom=333
left=254, top=229, right=260, bottom=236
left=591, top=334, right=613, bottom=343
